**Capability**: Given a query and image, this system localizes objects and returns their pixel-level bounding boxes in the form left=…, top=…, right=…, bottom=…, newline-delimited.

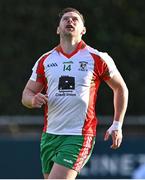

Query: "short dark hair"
left=58, top=7, right=85, bottom=24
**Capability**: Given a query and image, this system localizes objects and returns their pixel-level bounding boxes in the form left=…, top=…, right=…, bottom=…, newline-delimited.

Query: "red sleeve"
left=36, top=54, right=48, bottom=84
left=90, top=53, right=110, bottom=81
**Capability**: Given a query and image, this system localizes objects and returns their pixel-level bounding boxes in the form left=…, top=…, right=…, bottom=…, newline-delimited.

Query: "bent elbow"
left=21, top=98, right=25, bottom=106
left=21, top=92, right=25, bottom=107
left=124, top=84, right=129, bottom=98
left=116, top=83, right=129, bottom=98
left=21, top=91, right=29, bottom=108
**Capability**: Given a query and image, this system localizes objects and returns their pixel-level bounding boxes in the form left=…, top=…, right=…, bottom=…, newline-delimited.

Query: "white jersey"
left=30, top=41, right=118, bottom=136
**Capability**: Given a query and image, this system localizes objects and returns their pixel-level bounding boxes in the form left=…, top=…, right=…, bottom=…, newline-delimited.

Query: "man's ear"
left=57, top=27, right=60, bottom=34
left=81, top=27, right=86, bottom=35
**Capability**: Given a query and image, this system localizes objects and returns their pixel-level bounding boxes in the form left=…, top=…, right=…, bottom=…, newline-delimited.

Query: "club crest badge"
left=79, top=61, right=88, bottom=71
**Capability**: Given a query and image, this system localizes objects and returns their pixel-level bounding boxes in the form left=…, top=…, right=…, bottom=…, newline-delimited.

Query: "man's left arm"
left=104, top=71, right=129, bottom=149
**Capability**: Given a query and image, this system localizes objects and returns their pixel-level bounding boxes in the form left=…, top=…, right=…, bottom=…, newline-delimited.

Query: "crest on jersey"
left=79, top=61, right=88, bottom=71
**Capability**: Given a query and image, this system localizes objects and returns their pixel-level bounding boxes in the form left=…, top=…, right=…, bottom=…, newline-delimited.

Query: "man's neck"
left=60, top=37, right=82, bottom=54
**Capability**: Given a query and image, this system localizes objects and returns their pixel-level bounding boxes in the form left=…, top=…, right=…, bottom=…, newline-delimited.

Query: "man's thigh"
left=48, top=163, right=77, bottom=179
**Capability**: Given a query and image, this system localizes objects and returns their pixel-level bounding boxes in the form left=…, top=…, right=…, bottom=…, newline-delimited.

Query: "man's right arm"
left=22, top=80, right=48, bottom=108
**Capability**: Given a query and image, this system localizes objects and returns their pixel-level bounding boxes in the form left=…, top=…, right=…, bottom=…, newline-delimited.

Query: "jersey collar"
left=55, top=40, right=86, bottom=59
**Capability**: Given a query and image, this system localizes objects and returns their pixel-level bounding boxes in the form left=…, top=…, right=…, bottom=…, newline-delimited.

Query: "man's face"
left=57, top=12, right=86, bottom=38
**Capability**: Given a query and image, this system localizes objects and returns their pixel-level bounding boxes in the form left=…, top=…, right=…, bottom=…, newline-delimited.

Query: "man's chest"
left=44, top=55, right=95, bottom=85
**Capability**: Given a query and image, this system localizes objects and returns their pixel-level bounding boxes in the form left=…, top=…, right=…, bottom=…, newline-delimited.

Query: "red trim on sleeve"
left=90, top=53, right=110, bottom=81
left=36, top=54, right=50, bottom=84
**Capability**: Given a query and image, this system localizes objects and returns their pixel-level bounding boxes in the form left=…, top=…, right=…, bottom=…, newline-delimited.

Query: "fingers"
left=36, top=93, right=48, bottom=104
left=32, top=93, right=48, bottom=108
left=104, top=131, right=110, bottom=141
left=110, top=130, right=122, bottom=149
left=104, top=130, right=122, bottom=149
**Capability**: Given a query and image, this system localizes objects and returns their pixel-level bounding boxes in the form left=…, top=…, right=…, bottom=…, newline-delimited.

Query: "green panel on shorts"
left=40, top=133, right=95, bottom=174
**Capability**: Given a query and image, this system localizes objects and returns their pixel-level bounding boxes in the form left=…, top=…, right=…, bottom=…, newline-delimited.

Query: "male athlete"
left=22, top=7, right=128, bottom=179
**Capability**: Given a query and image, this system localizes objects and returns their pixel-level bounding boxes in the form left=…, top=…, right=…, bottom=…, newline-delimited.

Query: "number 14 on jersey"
left=63, top=64, right=71, bottom=71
